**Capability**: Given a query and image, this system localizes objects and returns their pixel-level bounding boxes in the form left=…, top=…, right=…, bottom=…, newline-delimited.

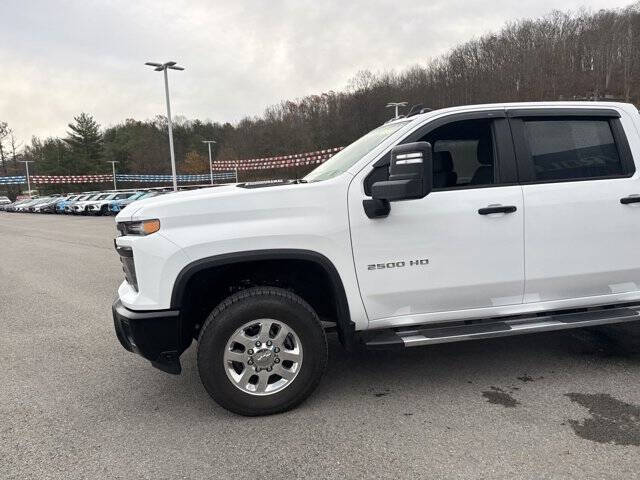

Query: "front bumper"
left=112, top=299, right=188, bottom=374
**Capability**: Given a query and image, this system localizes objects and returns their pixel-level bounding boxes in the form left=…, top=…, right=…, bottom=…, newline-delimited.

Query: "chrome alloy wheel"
left=223, top=319, right=303, bottom=396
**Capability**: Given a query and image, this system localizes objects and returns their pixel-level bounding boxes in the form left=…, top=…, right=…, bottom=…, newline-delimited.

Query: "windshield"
left=304, top=120, right=410, bottom=182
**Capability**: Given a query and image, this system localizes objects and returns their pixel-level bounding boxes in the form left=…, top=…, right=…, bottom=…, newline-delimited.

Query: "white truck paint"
left=112, top=101, right=640, bottom=414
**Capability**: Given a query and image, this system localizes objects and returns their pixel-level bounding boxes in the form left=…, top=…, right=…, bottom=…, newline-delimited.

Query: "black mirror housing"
left=371, top=142, right=433, bottom=202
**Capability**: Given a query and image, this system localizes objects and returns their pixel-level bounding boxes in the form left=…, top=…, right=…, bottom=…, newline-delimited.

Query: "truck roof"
left=389, top=101, right=636, bottom=126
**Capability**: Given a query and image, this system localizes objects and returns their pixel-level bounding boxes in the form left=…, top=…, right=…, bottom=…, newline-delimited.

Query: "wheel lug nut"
left=247, top=358, right=254, bottom=365
left=266, top=340, right=272, bottom=346
left=274, top=358, right=280, bottom=363
left=273, top=347, right=280, bottom=353
left=255, top=341, right=261, bottom=347
left=267, top=367, right=272, bottom=372
left=247, top=349, right=254, bottom=355
left=255, top=367, right=260, bottom=372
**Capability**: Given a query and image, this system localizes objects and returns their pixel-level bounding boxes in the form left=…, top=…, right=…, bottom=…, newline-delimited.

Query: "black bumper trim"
left=112, top=299, right=185, bottom=375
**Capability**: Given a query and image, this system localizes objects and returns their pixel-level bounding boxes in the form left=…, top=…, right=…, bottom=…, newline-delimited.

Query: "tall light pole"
left=19, top=160, right=34, bottom=198
left=202, top=140, right=217, bottom=185
left=145, top=61, right=185, bottom=192
left=386, top=101, right=408, bottom=119
left=106, top=161, right=119, bottom=190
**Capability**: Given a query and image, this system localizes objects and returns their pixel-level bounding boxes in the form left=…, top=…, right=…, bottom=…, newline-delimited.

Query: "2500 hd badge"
left=367, top=259, right=429, bottom=270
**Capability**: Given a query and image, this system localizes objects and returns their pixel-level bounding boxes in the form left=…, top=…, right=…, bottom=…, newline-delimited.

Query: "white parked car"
left=71, top=193, right=105, bottom=214
left=85, top=191, right=136, bottom=216
left=113, top=101, right=640, bottom=415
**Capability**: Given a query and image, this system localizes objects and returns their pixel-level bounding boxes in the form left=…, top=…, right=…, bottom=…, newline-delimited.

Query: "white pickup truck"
left=113, top=101, right=640, bottom=416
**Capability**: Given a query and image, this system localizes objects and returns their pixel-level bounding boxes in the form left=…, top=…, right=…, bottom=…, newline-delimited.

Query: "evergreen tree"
left=64, top=113, right=104, bottom=173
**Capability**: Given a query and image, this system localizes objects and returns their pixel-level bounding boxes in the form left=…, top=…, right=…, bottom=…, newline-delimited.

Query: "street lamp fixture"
left=202, top=140, right=217, bottom=185
left=19, top=160, right=34, bottom=198
left=145, top=61, right=185, bottom=192
left=386, top=101, right=408, bottom=119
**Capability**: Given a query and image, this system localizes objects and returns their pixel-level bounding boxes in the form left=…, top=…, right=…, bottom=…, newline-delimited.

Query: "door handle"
left=478, top=205, right=517, bottom=215
left=620, top=196, right=640, bottom=205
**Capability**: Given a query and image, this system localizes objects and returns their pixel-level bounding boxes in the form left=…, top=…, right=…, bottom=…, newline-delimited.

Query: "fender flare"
left=170, top=249, right=355, bottom=347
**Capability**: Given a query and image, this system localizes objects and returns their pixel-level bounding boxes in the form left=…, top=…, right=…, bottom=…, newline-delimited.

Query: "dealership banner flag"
left=0, top=145, right=343, bottom=185
left=116, top=173, right=235, bottom=183
left=0, top=176, right=26, bottom=185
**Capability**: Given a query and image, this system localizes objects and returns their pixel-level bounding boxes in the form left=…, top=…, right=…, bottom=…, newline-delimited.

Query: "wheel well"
left=174, top=254, right=353, bottom=346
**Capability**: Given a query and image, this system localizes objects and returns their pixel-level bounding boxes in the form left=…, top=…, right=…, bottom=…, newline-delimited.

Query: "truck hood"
left=116, top=184, right=236, bottom=221
left=114, top=178, right=349, bottom=225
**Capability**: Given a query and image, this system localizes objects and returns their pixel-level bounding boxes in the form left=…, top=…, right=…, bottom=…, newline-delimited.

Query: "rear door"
left=509, top=107, right=640, bottom=305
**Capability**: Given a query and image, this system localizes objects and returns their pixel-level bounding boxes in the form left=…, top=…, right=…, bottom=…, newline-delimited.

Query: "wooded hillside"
left=2, top=3, right=640, bottom=190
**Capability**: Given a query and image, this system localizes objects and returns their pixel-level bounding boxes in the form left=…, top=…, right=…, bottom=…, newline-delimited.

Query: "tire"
left=197, top=287, right=328, bottom=416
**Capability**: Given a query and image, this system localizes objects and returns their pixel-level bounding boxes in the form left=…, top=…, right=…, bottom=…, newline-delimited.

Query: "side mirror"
left=371, top=142, right=433, bottom=202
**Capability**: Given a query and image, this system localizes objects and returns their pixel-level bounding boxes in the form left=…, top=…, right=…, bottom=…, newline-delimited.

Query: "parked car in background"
left=32, top=197, right=55, bottom=213
left=109, top=191, right=145, bottom=214
left=74, top=193, right=114, bottom=215
left=15, top=198, right=44, bottom=212
left=0, top=198, right=15, bottom=211
left=86, top=191, right=137, bottom=216
left=109, top=191, right=164, bottom=214
left=27, top=197, right=58, bottom=213
left=36, top=197, right=66, bottom=214
left=56, top=195, right=81, bottom=214
left=3, top=198, right=33, bottom=212
left=64, top=194, right=92, bottom=214
left=69, top=193, right=102, bottom=214
left=1, top=188, right=179, bottom=215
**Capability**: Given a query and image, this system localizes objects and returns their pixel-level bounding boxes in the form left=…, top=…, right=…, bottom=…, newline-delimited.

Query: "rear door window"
left=523, top=119, right=624, bottom=181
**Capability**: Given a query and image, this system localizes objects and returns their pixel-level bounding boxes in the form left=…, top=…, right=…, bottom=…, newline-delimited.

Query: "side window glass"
left=523, top=119, right=623, bottom=181
left=424, top=119, right=495, bottom=189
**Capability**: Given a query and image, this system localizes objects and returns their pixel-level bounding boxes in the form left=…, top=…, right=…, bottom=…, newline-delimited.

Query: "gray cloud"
left=0, top=0, right=632, bottom=143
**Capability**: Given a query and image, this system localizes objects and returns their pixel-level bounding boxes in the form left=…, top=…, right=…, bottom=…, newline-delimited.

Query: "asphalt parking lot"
left=2, top=213, right=640, bottom=479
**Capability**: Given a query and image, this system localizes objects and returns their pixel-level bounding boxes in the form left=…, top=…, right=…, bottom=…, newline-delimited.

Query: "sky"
left=0, top=0, right=634, bottom=144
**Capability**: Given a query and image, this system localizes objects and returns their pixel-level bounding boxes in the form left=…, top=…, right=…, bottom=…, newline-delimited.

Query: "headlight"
left=117, top=219, right=161, bottom=236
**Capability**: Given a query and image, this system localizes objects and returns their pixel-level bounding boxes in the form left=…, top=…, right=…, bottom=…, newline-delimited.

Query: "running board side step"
left=364, top=306, right=640, bottom=349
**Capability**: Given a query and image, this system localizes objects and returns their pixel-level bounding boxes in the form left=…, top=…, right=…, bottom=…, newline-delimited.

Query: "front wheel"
left=197, top=287, right=328, bottom=416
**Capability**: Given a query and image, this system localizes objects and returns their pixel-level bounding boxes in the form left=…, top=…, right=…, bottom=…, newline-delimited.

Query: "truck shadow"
left=317, top=329, right=639, bottom=401
left=165, top=328, right=639, bottom=423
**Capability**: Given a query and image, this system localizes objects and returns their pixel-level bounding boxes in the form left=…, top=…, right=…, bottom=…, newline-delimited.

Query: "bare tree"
left=0, top=122, right=11, bottom=175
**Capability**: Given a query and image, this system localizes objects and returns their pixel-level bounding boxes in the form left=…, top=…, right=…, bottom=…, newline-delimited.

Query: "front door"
left=349, top=114, right=525, bottom=323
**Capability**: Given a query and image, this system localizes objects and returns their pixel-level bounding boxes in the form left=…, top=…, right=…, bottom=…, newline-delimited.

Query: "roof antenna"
left=406, top=104, right=424, bottom=117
